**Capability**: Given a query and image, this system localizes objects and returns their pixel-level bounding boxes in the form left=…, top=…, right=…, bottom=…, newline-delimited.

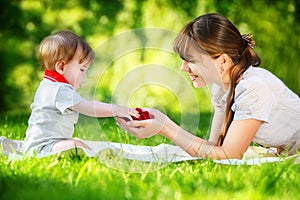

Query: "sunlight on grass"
left=1, top=114, right=300, bottom=200
left=1, top=153, right=299, bottom=200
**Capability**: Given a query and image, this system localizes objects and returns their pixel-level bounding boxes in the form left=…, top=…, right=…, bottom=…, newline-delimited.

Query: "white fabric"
left=23, top=79, right=84, bottom=154
left=1, top=137, right=298, bottom=165
left=211, top=66, right=300, bottom=149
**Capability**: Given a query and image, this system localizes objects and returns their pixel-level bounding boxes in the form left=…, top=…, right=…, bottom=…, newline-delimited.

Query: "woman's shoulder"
left=237, top=67, right=282, bottom=92
left=236, top=66, right=299, bottom=103
left=240, top=67, right=273, bottom=82
left=233, top=67, right=282, bottom=104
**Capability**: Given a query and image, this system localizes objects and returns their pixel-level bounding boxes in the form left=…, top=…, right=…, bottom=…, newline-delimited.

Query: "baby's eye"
left=80, top=69, right=85, bottom=72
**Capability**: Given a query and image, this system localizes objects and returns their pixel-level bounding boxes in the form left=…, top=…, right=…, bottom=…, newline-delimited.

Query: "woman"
left=118, top=13, right=300, bottom=159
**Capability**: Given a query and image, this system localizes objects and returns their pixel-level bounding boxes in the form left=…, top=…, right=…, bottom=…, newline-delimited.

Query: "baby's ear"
left=55, top=60, right=66, bottom=75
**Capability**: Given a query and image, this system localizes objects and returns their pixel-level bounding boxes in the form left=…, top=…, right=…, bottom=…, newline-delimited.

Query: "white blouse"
left=212, top=66, right=300, bottom=152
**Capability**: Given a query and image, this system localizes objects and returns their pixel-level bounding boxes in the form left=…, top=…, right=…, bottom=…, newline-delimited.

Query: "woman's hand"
left=116, top=108, right=168, bottom=139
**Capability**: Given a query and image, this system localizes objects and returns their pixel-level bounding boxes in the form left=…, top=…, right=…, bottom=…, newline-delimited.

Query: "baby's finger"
left=129, top=108, right=140, bottom=119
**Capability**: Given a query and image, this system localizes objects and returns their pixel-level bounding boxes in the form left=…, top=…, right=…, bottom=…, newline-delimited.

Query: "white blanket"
left=1, top=136, right=298, bottom=165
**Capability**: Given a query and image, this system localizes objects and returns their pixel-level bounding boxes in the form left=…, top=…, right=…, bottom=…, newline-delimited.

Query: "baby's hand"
left=116, top=106, right=140, bottom=121
left=116, top=108, right=166, bottom=139
left=128, top=108, right=140, bottom=120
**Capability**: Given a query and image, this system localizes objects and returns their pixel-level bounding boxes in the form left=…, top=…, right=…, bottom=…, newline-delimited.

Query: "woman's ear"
left=54, top=60, right=66, bottom=75
left=217, top=54, right=234, bottom=88
left=219, top=54, right=234, bottom=69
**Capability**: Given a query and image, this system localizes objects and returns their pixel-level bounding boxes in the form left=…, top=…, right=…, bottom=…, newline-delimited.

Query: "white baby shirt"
left=23, top=79, right=84, bottom=153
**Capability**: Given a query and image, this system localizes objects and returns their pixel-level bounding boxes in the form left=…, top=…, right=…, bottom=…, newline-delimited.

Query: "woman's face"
left=181, top=52, right=224, bottom=89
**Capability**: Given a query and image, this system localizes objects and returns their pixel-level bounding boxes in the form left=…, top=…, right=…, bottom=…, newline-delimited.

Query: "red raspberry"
left=131, top=108, right=153, bottom=120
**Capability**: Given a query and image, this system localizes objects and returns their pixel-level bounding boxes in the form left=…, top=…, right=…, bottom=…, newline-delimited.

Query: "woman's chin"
left=193, top=81, right=208, bottom=88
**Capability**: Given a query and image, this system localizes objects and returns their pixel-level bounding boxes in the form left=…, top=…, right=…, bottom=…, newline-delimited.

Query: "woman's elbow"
left=191, top=148, right=245, bottom=160
left=219, top=149, right=245, bottom=160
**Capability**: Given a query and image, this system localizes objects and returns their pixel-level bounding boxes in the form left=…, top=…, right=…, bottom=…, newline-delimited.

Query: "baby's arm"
left=70, top=100, right=139, bottom=119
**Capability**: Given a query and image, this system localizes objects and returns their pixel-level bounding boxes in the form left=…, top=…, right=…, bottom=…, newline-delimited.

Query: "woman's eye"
left=182, top=57, right=194, bottom=64
left=180, top=55, right=195, bottom=63
left=186, top=60, right=195, bottom=64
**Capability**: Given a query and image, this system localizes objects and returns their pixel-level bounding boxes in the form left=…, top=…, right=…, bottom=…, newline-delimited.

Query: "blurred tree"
left=0, top=0, right=299, bottom=113
left=0, top=0, right=26, bottom=111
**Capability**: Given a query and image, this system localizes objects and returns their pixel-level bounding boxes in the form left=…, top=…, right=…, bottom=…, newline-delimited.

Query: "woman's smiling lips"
left=188, top=74, right=198, bottom=81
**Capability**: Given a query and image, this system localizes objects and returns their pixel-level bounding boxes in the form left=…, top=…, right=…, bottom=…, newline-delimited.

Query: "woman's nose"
left=181, top=61, right=190, bottom=72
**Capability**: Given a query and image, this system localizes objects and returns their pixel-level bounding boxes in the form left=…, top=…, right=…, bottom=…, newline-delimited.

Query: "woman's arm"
left=162, top=118, right=261, bottom=159
left=208, top=112, right=225, bottom=144
left=70, top=100, right=139, bottom=119
left=122, top=109, right=261, bottom=159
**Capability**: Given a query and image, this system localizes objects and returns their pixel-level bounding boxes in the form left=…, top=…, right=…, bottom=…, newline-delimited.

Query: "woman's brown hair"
left=173, top=13, right=260, bottom=145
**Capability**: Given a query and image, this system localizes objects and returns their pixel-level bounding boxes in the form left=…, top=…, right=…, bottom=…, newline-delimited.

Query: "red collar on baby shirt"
left=44, top=70, right=70, bottom=84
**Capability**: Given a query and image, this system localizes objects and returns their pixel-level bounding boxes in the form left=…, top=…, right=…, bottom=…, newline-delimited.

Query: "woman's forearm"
left=160, top=118, right=233, bottom=159
left=208, top=112, right=224, bottom=143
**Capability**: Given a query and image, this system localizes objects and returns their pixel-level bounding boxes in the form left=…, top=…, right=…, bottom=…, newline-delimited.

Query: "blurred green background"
left=0, top=0, right=299, bottom=114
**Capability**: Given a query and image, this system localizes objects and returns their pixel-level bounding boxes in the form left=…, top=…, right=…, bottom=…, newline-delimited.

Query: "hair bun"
left=242, top=33, right=256, bottom=49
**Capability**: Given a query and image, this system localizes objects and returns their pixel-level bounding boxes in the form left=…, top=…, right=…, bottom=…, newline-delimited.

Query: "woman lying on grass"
left=23, top=30, right=139, bottom=157
left=118, top=13, right=300, bottom=160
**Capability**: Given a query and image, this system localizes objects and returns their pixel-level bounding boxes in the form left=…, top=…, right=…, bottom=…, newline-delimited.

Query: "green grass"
left=1, top=112, right=300, bottom=200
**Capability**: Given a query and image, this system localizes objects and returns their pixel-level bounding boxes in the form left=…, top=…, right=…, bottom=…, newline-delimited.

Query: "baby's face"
left=63, top=54, right=91, bottom=90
